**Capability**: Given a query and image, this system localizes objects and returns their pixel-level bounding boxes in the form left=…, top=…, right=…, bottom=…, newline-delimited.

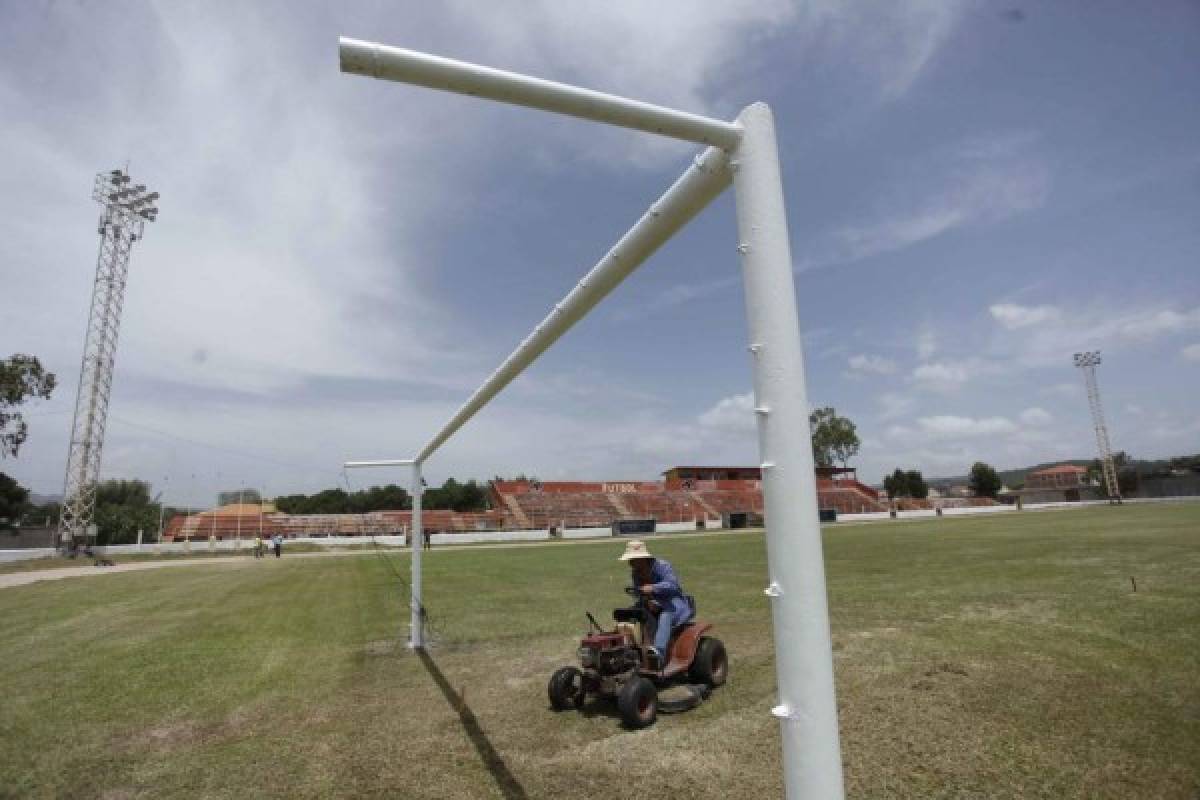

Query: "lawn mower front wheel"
left=548, top=666, right=586, bottom=710
left=617, top=675, right=658, bottom=729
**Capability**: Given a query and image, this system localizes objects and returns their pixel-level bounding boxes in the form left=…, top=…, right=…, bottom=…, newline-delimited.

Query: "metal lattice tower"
left=59, top=169, right=159, bottom=550
left=1073, top=350, right=1121, bottom=503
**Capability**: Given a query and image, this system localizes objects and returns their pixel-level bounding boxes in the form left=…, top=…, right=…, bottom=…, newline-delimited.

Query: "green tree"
left=809, top=407, right=861, bottom=468
left=0, top=472, right=31, bottom=527
left=883, top=469, right=928, bottom=500
left=883, top=468, right=908, bottom=499
left=905, top=470, right=929, bottom=500
left=306, top=489, right=350, bottom=514
left=93, top=479, right=159, bottom=545
left=1, top=354, right=57, bottom=458
left=968, top=462, right=1002, bottom=498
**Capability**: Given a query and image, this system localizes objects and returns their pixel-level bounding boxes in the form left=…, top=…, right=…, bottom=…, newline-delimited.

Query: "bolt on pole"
left=732, top=103, right=845, bottom=800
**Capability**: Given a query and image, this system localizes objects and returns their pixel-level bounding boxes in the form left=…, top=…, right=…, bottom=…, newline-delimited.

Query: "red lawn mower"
left=548, top=587, right=728, bottom=728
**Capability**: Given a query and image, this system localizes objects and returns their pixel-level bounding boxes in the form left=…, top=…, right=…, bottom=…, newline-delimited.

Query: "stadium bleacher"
left=164, top=465, right=894, bottom=540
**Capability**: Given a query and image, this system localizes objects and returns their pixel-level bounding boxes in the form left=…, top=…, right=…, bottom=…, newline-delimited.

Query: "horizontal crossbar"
left=339, top=37, right=742, bottom=149
left=344, top=459, right=415, bottom=469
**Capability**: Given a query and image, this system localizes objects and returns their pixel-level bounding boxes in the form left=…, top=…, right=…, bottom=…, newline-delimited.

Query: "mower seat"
left=613, top=607, right=646, bottom=623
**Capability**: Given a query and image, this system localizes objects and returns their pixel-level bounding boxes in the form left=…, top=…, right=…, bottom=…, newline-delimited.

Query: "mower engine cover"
left=579, top=631, right=636, bottom=674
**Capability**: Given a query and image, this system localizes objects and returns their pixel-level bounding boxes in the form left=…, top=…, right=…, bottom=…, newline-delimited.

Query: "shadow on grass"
left=416, top=648, right=529, bottom=800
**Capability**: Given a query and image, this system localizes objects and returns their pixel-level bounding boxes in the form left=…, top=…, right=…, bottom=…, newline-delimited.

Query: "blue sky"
left=2, top=1, right=1198, bottom=506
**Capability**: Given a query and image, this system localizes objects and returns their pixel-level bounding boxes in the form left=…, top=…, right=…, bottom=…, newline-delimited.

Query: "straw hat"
left=618, top=539, right=654, bottom=561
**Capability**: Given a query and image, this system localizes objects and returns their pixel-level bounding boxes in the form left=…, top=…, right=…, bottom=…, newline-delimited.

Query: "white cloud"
left=697, top=392, right=756, bottom=433
left=777, top=0, right=968, bottom=101
left=1118, top=310, right=1199, bottom=341
left=831, top=134, right=1050, bottom=263
left=0, top=4, right=479, bottom=399
left=1019, top=407, right=1052, bottom=426
left=887, top=415, right=1017, bottom=442
left=848, top=353, right=899, bottom=375
left=1183, top=343, right=1200, bottom=362
left=989, top=303, right=1062, bottom=329
left=916, top=415, right=1017, bottom=438
left=911, top=362, right=970, bottom=391
left=909, top=358, right=1004, bottom=392
left=438, top=1, right=966, bottom=170
left=994, top=304, right=1200, bottom=369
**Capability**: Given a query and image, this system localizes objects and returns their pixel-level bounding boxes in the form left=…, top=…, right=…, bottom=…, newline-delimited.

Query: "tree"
left=273, top=479, right=490, bottom=514
left=883, top=468, right=928, bottom=500
left=1, top=354, right=57, bottom=458
left=968, top=462, right=1002, bottom=498
left=809, top=407, right=861, bottom=468
left=0, top=472, right=31, bottom=526
left=905, top=470, right=929, bottom=500
left=93, top=479, right=159, bottom=545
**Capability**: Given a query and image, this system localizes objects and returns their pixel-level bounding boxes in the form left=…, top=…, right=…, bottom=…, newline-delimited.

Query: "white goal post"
left=339, top=37, right=844, bottom=799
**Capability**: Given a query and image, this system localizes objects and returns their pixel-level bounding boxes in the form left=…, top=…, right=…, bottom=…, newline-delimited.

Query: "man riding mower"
left=547, top=540, right=728, bottom=728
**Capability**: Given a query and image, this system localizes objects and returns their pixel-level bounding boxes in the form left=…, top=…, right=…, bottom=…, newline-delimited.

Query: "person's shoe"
left=645, top=646, right=663, bottom=670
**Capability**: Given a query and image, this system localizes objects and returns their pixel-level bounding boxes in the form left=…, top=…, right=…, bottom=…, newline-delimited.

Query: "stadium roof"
left=1029, top=464, right=1088, bottom=475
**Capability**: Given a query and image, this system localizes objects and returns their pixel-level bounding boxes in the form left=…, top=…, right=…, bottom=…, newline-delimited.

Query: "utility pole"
left=59, top=168, right=159, bottom=553
left=1073, top=351, right=1122, bottom=503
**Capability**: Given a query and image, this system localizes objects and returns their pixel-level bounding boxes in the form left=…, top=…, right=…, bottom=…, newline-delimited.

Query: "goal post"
left=338, top=36, right=844, bottom=799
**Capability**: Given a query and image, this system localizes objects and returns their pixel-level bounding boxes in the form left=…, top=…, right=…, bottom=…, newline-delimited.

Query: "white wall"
left=655, top=521, right=700, bottom=533
left=0, top=548, right=56, bottom=563
left=562, top=527, right=613, bottom=540
left=429, top=529, right=548, bottom=545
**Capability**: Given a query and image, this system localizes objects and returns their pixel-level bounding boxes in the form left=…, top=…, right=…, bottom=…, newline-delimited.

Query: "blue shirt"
left=632, top=558, right=693, bottom=624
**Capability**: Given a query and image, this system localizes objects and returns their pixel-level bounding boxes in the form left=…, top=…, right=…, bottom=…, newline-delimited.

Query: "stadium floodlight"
left=339, top=36, right=843, bottom=799
left=1073, top=350, right=1121, bottom=502
left=59, top=169, right=160, bottom=551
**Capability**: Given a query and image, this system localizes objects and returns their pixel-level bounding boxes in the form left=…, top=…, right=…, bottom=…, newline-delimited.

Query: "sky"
left=2, top=1, right=1198, bottom=507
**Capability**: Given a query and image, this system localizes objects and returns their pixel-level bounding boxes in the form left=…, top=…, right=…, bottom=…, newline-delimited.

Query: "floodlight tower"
left=58, top=169, right=160, bottom=551
left=1073, top=350, right=1121, bottom=503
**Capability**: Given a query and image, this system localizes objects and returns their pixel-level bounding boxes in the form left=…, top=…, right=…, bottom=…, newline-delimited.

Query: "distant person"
left=424, top=528, right=432, bottom=551
left=272, top=533, right=283, bottom=558
left=254, top=535, right=264, bottom=559
left=619, top=540, right=692, bottom=669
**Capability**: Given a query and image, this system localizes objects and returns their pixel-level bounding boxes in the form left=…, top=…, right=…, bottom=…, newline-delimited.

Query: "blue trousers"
left=648, top=609, right=675, bottom=655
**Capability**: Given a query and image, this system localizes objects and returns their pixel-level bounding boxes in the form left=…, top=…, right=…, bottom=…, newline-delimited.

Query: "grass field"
left=1, top=505, right=1197, bottom=799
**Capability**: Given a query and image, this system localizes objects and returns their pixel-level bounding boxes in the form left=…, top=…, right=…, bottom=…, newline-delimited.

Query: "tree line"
left=273, top=478, right=490, bottom=514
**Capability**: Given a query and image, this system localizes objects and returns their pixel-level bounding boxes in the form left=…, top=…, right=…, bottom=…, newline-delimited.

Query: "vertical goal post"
left=338, top=36, right=844, bottom=799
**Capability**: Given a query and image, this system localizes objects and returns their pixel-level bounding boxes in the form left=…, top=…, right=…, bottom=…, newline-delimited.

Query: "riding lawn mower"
left=547, top=587, right=727, bottom=728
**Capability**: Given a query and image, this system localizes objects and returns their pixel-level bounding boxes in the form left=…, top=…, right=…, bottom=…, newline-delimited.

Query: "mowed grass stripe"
left=0, top=505, right=1197, bottom=798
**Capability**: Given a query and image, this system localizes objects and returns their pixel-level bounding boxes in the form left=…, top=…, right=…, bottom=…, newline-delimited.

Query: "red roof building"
left=1026, top=464, right=1088, bottom=490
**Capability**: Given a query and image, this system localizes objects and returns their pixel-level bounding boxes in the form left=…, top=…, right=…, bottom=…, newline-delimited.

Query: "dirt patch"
left=130, top=720, right=201, bottom=751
